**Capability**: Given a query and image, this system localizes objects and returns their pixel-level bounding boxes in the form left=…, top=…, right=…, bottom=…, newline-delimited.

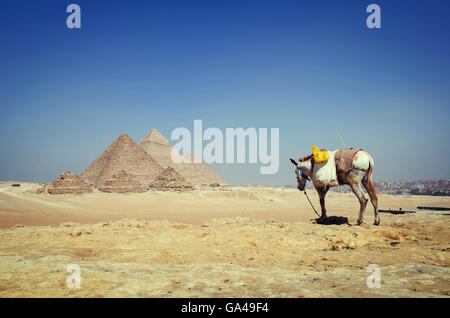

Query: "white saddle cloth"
left=311, top=150, right=339, bottom=188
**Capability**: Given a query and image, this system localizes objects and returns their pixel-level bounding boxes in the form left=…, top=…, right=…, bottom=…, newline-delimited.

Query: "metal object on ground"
left=379, top=208, right=416, bottom=215
left=417, top=206, right=450, bottom=211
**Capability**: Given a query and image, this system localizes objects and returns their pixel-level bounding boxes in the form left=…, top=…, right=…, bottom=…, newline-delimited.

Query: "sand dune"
left=0, top=182, right=449, bottom=297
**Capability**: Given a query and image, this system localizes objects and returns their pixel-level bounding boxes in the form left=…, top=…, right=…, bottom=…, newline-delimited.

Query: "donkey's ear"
left=289, top=158, right=298, bottom=166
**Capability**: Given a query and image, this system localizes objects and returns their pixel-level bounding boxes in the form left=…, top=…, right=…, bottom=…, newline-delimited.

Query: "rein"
left=304, top=189, right=321, bottom=218
left=298, top=155, right=320, bottom=218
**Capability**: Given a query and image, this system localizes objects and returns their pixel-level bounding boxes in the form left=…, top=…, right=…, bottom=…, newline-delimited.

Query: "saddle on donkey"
left=310, top=146, right=363, bottom=188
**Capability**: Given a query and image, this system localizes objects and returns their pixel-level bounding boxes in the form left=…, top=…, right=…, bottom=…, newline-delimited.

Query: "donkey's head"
left=289, top=155, right=313, bottom=191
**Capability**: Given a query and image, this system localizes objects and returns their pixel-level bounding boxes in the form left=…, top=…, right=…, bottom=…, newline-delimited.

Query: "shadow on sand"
left=313, top=216, right=351, bottom=226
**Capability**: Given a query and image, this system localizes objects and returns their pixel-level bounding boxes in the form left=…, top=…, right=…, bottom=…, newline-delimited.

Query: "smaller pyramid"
left=149, top=167, right=195, bottom=192
left=48, top=173, right=92, bottom=195
left=81, top=134, right=164, bottom=188
left=98, top=170, right=147, bottom=193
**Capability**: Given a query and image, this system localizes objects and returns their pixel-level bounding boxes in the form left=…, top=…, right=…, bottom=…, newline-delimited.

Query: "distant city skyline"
left=1, top=0, right=449, bottom=185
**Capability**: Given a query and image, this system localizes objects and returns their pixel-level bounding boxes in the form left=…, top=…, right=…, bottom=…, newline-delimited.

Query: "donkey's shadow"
left=312, top=216, right=350, bottom=226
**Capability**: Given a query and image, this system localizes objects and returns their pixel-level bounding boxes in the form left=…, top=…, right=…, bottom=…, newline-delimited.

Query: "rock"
left=36, top=184, right=50, bottom=194
left=59, top=222, right=80, bottom=228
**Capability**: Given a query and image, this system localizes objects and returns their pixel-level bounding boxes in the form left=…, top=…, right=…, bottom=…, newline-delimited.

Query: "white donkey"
left=290, top=149, right=380, bottom=225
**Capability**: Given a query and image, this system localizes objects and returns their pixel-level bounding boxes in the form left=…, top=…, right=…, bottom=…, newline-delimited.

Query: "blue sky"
left=1, top=0, right=449, bottom=185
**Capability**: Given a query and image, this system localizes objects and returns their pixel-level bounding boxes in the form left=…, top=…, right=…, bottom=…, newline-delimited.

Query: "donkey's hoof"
left=315, top=216, right=328, bottom=224
left=356, top=220, right=363, bottom=226
left=374, top=220, right=380, bottom=226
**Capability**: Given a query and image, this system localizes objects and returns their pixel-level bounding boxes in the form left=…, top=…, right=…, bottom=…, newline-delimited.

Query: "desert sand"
left=0, top=182, right=449, bottom=297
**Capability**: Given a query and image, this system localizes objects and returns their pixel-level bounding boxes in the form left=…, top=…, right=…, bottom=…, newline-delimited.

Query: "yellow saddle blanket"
left=312, top=145, right=329, bottom=163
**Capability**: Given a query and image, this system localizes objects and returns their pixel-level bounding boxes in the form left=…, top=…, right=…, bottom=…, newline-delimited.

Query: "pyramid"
left=98, top=170, right=147, bottom=193
left=81, top=134, right=164, bottom=188
left=138, top=129, right=228, bottom=186
left=47, top=173, right=92, bottom=195
left=149, top=167, right=195, bottom=192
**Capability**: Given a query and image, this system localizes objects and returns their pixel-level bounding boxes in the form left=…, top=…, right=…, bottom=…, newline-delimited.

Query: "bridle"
left=298, top=168, right=310, bottom=181
left=297, top=154, right=313, bottom=182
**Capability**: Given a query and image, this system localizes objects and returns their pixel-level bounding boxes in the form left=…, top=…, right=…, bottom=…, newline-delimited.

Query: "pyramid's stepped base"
left=148, top=167, right=195, bottom=192
left=48, top=188, right=93, bottom=195
left=98, top=186, right=147, bottom=193
left=96, top=170, right=147, bottom=193
left=102, top=180, right=143, bottom=187
left=148, top=184, right=195, bottom=192
left=46, top=173, right=92, bottom=195
left=52, top=180, right=90, bottom=188
left=96, top=172, right=159, bottom=189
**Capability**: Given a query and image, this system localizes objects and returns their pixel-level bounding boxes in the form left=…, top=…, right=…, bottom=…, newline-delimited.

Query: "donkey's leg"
left=363, top=175, right=380, bottom=225
left=348, top=181, right=368, bottom=225
left=316, top=186, right=329, bottom=220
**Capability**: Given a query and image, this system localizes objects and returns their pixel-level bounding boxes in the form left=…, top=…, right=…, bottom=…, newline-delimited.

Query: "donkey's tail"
left=366, top=155, right=377, bottom=197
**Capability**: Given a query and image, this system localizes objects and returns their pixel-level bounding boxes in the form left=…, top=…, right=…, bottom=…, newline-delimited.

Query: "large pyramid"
left=138, top=129, right=228, bottom=186
left=81, top=134, right=164, bottom=188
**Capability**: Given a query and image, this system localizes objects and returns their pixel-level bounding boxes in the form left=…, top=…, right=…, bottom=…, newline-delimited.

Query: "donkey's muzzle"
left=297, top=182, right=306, bottom=191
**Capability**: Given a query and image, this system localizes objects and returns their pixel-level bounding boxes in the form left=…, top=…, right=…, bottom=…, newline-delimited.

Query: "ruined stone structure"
left=47, top=173, right=92, bottom=195
left=149, top=167, right=195, bottom=192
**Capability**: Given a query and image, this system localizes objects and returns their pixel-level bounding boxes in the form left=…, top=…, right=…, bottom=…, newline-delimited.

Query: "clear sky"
left=1, top=0, right=449, bottom=185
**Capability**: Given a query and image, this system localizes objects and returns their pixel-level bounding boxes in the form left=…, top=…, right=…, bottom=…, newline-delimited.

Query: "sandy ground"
left=0, top=182, right=449, bottom=297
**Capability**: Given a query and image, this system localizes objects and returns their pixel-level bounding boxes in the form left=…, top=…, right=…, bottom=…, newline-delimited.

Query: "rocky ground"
left=0, top=212, right=448, bottom=297
left=0, top=182, right=449, bottom=297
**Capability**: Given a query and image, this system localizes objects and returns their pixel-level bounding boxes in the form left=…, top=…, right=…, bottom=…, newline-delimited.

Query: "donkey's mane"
left=299, top=154, right=313, bottom=162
